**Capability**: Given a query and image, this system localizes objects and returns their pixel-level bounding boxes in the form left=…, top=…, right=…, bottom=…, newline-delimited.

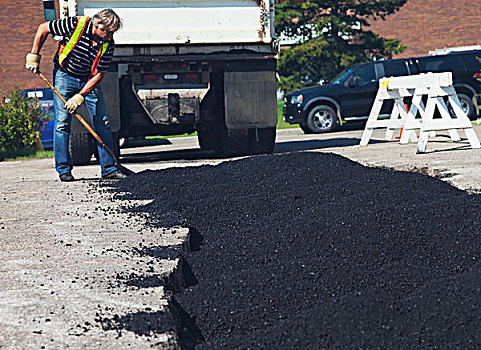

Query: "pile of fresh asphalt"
left=107, top=152, right=481, bottom=349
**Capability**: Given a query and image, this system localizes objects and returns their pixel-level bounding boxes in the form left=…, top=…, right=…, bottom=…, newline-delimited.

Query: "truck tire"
left=248, top=127, right=276, bottom=154
left=456, top=93, right=475, bottom=120
left=197, top=127, right=215, bottom=151
left=214, top=126, right=249, bottom=157
left=304, top=105, right=339, bottom=134
left=69, top=133, right=93, bottom=165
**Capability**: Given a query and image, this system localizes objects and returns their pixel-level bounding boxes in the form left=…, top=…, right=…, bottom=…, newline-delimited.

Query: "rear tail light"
left=142, top=74, right=158, bottom=81
left=184, top=73, right=199, bottom=80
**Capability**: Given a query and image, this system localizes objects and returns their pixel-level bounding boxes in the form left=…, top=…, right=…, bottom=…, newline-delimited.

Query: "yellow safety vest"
left=58, top=16, right=110, bottom=76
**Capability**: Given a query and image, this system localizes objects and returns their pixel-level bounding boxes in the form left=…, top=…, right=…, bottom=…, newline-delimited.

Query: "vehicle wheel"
left=456, top=93, right=475, bottom=120
left=69, top=133, right=93, bottom=165
left=299, top=122, right=311, bottom=134
left=248, top=127, right=276, bottom=154
left=197, top=126, right=215, bottom=151
left=305, top=105, right=339, bottom=133
left=213, top=126, right=249, bottom=157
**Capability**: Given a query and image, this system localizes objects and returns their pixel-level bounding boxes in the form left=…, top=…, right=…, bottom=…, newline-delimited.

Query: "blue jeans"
left=53, top=68, right=117, bottom=177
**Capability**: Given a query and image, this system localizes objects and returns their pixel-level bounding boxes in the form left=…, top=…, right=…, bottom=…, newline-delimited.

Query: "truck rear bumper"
left=112, top=51, right=278, bottom=64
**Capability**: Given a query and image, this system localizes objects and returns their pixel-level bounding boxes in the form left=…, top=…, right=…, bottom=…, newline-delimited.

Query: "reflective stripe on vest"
left=58, top=16, right=110, bottom=76
left=58, top=16, right=89, bottom=65
left=91, top=42, right=109, bottom=76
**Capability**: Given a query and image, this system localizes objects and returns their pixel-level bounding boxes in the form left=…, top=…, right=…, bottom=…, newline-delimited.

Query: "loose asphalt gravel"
left=105, top=151, right=481, bottom=349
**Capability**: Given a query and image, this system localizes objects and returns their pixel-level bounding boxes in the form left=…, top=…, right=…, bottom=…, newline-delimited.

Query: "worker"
left=26, top=9, right=127, bottom=181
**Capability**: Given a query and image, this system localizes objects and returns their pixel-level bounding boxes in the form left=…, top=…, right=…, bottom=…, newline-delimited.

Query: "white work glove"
left=64, top=94, right=84, bottom=114
left=26, top=53, right=41, bottom=74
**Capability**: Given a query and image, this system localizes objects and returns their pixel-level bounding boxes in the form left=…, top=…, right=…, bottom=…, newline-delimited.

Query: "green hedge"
left=0, top=87, right=44, bottom=151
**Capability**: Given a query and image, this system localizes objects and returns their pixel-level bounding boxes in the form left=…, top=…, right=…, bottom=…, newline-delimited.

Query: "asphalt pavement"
left=1, top=124, right=481, bottom=348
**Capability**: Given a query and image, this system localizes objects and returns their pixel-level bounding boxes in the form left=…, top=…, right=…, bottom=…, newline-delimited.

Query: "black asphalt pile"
left=107, top=152, right=481, bottom=349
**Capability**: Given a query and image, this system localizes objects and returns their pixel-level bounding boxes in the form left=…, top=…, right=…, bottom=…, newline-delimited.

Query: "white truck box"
left=59, top=0, right=274, bottom=46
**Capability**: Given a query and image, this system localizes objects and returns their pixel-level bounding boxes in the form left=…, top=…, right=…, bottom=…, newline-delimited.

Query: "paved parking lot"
left=1, top=124, right=481, bottom=348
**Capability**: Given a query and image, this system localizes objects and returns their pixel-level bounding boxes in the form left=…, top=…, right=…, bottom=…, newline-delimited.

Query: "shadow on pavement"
left=273, top=137, right=384, bottom=153
left=107, top=135, right=388, bottom=165
left=120, top=138, right=172, bottom=148
left=118, top=148, right=213, bottom=164
left=88, top=123, right=475, bottom=166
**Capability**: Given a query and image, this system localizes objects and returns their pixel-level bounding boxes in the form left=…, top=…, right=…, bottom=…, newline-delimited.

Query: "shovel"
left=37, top=72, right=135, bottom=176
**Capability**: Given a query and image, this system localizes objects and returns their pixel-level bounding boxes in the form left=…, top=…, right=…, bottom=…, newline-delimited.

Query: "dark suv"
left=283, top=50, right=481, bottom=133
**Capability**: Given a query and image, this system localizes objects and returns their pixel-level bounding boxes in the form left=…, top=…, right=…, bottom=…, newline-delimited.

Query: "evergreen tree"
left=276, top=0, right=407, bottom=91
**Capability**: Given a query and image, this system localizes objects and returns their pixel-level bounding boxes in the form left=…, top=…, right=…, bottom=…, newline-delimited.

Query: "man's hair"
left=92, top=9, right=122, bottom=33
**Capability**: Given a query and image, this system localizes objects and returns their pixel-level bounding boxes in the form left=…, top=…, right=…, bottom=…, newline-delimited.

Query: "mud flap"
left=223, top=67, right=277, bottom=130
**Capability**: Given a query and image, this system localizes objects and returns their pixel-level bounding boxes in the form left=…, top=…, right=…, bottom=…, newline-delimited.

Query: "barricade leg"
left=417, top=133, right=430, bottom=153
left=465, top=128, right=481, bottom=149
left=360, top=97, right=384, bottom=146
left=360, top=128, right=374, bottom=147
left=416, top=96, right=436, bottom=153
left=436, top=97, right=461, bottom=141
left=400, top=94, right=422, bottom=144
left=385, top=101, right=402, bottom=140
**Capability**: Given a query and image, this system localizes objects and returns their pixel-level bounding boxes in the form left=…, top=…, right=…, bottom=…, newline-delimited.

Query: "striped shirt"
left=49, top=17, right=115, bottom=78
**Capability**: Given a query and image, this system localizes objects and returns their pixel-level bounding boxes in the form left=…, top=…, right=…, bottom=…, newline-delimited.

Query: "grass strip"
left=0, top=149, right=54, bottom=162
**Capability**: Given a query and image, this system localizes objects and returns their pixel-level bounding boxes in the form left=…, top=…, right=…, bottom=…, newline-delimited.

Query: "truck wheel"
left=248, top=127, right=276, bottom=154
left=214, top=127, right=249, bottom=157
left=197, top=127, right=215, bottom=150
left=456, top=93, right=475, bottom=120
left=69, top=133, right=93, bottom=165
left=305, top=105, right=339, bottom=133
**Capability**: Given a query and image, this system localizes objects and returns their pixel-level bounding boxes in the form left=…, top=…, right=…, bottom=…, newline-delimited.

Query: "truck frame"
left=44, top=0, right=279, bottom=163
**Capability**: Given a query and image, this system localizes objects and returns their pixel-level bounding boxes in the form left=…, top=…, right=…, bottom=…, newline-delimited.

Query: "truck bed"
left=63, top=0, right=274, bottom=45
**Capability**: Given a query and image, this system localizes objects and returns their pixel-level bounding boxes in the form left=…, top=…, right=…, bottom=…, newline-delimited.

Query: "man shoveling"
left=26, top=9, right=127, bottom=181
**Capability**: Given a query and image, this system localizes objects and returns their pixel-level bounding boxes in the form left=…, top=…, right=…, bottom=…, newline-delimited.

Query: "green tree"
left=276, top=0, right=407, bottom=91
left=0, top=87, right=43, bottom=151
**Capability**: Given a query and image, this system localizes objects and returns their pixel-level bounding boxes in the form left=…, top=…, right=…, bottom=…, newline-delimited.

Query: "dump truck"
left=43, top=0, right=278, bottom=163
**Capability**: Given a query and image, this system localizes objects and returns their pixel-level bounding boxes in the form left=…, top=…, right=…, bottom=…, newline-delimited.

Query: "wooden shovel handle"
left=37, top=72, right=105, bottom=147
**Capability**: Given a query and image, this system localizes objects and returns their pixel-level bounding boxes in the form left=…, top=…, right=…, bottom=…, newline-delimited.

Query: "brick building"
left=0, top=0, right=58, bottom=95
left=368, top=0, right=479, bottom=58
left=0, top=0, right=479, bottom=95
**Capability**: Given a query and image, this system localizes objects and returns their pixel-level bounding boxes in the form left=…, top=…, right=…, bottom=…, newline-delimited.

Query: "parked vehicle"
left=22, top=88, right=55, bottom=149
left=283, top=50, right=481, bottom=133
left=42, top=0, right=278, bottom=164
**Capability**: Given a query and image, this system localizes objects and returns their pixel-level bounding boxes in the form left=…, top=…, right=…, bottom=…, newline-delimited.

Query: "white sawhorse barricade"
left=360, top=72, right=480, bottom=153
